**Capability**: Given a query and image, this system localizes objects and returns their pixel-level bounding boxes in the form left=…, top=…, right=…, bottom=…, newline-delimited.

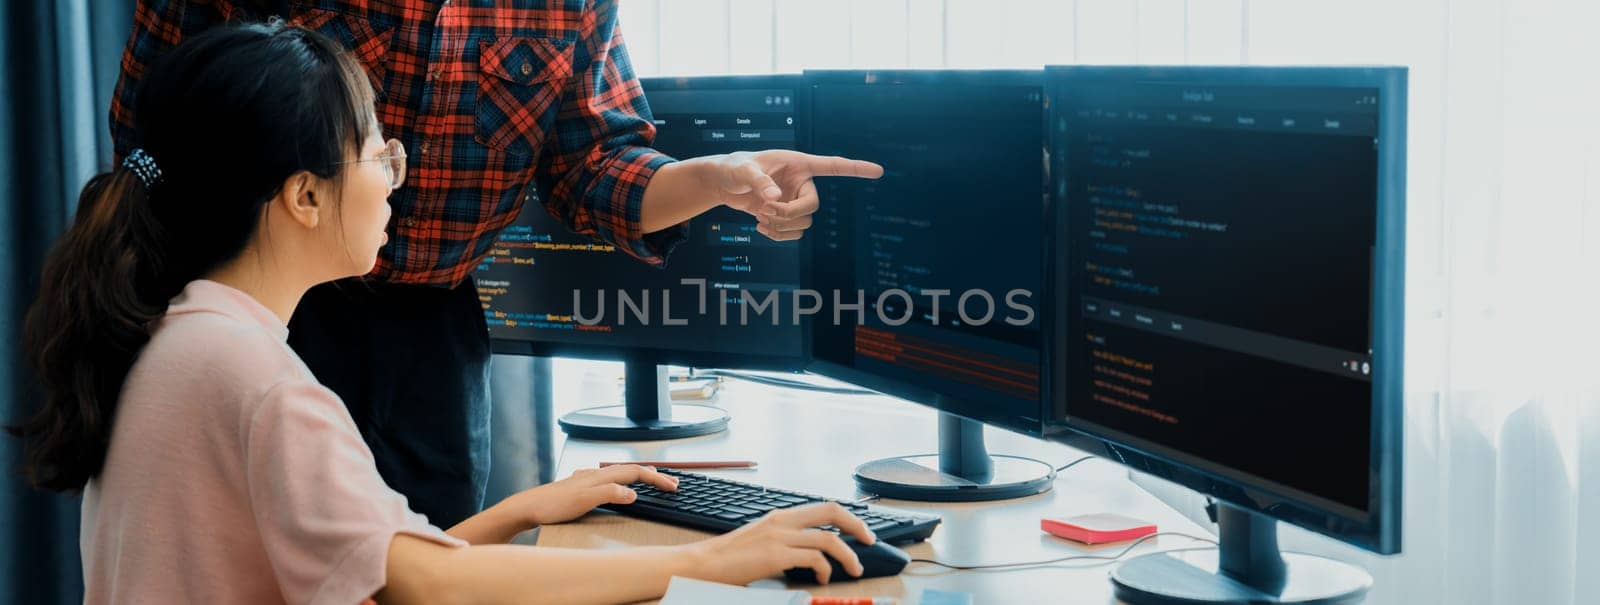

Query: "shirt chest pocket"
left=474, top=37, right=575, bottom=160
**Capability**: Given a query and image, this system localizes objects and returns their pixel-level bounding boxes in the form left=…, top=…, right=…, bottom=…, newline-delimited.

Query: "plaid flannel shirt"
left=111, top=0, right=684, bottom=286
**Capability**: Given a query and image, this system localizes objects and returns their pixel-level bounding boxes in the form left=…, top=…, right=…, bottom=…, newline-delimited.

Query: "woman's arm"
left=380, top=535, right=697, bottom=605
left=442, top=500, right=532, bottom=545
left=444, top=465, right=682, bottom=545
left=380, top=502, right=878, bottom=605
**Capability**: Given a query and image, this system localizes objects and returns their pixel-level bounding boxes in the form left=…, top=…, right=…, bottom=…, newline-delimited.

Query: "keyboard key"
left=720, top=505, right=761, bottom=517
left=868, top=520, right=900, bottom=532
left=633, top=494, right=682, bottom=507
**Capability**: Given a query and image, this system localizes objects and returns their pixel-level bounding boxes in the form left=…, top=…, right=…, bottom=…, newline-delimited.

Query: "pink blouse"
left=81, top=280, right=465, bottom=604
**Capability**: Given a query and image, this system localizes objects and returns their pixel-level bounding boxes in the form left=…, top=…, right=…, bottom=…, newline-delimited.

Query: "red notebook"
left=1041, top=513, right=1158, bottom=544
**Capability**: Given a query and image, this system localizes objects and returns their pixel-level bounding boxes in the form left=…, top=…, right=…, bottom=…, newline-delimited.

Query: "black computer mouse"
left=783, top=537, right=912, bottom=583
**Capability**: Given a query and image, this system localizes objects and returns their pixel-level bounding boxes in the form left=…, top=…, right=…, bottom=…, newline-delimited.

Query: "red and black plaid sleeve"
left=535, top=0, right=685, bottom=267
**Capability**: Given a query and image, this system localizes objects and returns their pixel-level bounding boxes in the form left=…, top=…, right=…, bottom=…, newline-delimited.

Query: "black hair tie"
left=122, top=148, right=163, bottom=191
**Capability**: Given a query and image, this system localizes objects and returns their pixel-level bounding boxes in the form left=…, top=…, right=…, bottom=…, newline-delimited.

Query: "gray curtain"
left=487, top=355, right=557, bottom=545
left=2, top=1, right=132, bottom=602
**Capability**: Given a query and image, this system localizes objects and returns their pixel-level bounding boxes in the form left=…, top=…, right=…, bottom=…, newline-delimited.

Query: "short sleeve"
left=243, top=380, right=466, bottom=605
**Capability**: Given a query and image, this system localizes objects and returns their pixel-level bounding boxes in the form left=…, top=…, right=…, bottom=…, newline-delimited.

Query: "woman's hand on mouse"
left=681, top=502, right=877, bottom=585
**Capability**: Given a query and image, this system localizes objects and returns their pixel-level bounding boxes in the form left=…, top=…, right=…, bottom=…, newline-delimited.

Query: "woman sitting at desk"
left=9, top=22, right=875, bottom=604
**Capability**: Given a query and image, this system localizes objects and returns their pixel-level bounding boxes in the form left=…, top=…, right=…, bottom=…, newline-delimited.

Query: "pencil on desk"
left=598, top=460, right=758, bottom=470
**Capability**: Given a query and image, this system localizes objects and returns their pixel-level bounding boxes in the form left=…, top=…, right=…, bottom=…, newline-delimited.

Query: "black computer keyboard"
left=600, top=468, right=942, bottom=544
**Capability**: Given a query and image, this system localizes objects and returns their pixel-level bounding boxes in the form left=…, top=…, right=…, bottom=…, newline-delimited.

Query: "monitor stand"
left=852, top=413, right=1055, bottom=501
left=557, top=362, right=729, bottom=441
left=1112, top=503, right=1372, bottom=605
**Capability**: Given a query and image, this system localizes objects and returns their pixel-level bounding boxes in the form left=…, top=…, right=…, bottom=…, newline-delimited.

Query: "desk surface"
left=537, top=372, right=1214, bottom=604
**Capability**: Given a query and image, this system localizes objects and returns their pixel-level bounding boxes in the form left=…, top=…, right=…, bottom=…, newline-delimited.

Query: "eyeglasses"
left=336, top=138, right=407, bottom=190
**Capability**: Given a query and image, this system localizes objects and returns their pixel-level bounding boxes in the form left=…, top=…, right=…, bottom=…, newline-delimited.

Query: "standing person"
left=109, top=0, right=882, bottom=527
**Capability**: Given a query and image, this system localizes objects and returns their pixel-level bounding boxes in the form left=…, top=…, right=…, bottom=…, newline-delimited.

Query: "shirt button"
left=427, top=69, right=442, bottom=82
left=520, top=62, right=533, bottom=76
left=418, top=142, right=429, bottom=156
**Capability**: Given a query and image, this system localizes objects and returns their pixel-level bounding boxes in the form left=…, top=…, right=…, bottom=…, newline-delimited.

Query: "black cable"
left=690, top=368, right=879, bottom=396
left=909, top=531, right=1218, bottom=571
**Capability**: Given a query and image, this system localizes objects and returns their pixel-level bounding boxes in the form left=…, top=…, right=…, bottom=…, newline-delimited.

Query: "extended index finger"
left=806, top=154, right=884, bottom=179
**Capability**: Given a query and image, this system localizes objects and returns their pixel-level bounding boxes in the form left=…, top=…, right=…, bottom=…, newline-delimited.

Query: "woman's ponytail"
left=9, top=166, right=168, bottom=492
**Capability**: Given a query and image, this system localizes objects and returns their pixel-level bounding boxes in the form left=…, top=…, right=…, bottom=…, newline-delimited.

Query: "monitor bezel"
left=488, top=74, right=808, bottom=372
left=1042, top=65, right=1406, bottom=555
left=798, top=69, right=1051, bottom=438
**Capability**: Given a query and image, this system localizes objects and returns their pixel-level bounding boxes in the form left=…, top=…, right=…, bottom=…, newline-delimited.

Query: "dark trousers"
left=287, top=279, right=491, bottom=528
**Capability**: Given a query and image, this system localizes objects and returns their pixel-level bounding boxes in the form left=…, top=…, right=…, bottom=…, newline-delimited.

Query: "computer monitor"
left=477, top=74, right=804, bottom=440
left=1045, top=66, right=1405, bottom=604
left=803, top=69, right=1057, bottom=501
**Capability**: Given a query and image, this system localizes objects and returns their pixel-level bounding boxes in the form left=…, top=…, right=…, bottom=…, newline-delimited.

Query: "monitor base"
left=854, top=453, right=1055, bottom=501
left=1114, top=503, right=1371, bottom=605
left=1113, top=550, right=1371, bottom=605
left=853, top=413, right=1055, bottom=501
left=558, top=403, right=729, bottom=441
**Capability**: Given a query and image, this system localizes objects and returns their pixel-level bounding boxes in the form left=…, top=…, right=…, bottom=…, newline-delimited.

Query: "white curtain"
left=1293, top=1, right=1600, bottom=603
left=628, top=1, right=1600, bottom=603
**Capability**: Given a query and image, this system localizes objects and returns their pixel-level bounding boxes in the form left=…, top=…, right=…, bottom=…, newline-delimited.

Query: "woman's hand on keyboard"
left=501, top=464, right=680, bottom=528
left=682, top=502, right=877, bottom=585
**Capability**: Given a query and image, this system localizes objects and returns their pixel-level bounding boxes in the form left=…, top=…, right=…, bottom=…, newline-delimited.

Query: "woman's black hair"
left=8, top=21, right=378, bottom=492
